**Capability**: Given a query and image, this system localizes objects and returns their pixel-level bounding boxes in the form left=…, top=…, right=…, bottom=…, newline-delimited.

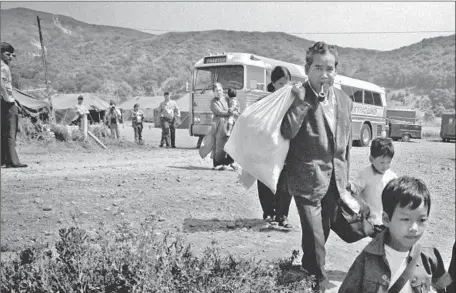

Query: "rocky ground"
left=1, top=124, right=454, bottom=291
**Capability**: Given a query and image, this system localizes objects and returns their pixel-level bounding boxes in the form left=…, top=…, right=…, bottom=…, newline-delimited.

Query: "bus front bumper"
left=190, top=124, right=212, bottom=137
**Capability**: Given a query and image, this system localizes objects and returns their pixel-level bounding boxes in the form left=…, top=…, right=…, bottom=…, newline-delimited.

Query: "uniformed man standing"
left=1, top=42, right=27, bottom=168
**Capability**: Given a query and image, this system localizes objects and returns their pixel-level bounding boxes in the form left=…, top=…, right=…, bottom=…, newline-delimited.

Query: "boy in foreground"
left=339, top=176, right=452, bottom=293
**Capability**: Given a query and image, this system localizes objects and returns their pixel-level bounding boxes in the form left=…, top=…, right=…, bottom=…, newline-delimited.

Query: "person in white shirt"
left=349, top=137, right=397, bottom=235
left=157, top=92, right=180, bottom=148
left=131, top=103, right=144, bottom=144
left=1, top=42, right=27, bottom=168
left=73, top=95, right=90, bottom=129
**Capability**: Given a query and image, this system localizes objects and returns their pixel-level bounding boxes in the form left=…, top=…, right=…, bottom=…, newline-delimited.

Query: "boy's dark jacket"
left=279, top=82, right=352, bottom=203
left=338, top=230, right=453, bottom=293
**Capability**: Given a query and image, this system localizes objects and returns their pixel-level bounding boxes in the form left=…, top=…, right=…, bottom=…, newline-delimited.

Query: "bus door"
left=243, top=65, right=268, bottom=110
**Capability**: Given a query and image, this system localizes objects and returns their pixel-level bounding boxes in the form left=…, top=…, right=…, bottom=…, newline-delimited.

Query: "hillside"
left=1, top=7, right=454, bottom=114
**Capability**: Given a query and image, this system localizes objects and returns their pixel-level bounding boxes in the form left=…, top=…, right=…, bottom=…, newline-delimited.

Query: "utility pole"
left=37, top=16, right=54, bottom=123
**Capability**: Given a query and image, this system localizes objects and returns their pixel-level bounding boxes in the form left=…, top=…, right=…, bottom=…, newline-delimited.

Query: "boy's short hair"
left=77, top=95, right=83, bottom=100
left=134, top=103, right=140, bottom=108
left=305, top=41, right=339, bottom=69
left=382, top=176, right=431, bottom=219
left=371, top=137, right=394, bottom=159
left=227, top=88, right=237, bottom=98
left=164, top=92, right=169, bottom=96
left=1, top=42, right=15, bottom=54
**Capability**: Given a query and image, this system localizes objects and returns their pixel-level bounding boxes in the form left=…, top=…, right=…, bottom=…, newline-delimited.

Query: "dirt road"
left=1, top=125, right=454, bottom=289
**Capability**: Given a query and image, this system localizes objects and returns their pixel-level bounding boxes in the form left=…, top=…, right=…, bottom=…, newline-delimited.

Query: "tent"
left=51, top=93, right=110, bottom=125
left=119, top=96, right=164, bottom=123
left=13, top=88, right=49, bottom=121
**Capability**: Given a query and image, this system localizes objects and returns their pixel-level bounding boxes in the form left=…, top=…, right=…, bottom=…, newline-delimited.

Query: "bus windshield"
left=193, top=65, right=244, bottom=91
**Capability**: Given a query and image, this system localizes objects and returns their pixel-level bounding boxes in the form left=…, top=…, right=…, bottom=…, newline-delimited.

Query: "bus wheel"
left=360, top=124, right=372, bottom=147
left=402, top=134, right=411, bottom=142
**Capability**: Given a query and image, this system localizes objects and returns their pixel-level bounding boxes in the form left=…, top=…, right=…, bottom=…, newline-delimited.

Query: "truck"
left=440, top=113, right=455, bottom=142
left=386, top=109, right=422, bottom=142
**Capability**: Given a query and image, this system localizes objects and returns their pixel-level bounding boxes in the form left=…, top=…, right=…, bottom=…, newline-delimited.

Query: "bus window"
left=194, top=65, right=244, bottom=91
left=246, top=65, right=265, bottom=91
left=364, top=91, right=375, bottom=105
left=341, top=85, right=354, bottom=101
left=353, top=90, right=363, bottom=103
left=373, top=92, right=383, bottom=106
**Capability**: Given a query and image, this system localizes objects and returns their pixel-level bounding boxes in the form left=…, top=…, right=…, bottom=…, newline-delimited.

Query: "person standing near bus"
left=257, top=66, right=294, bottom=229
left=157, top=92, right=180, bottom=148
left=1, top=42, right=27, bottom=168
left=278, top=42, right=353, bottom=292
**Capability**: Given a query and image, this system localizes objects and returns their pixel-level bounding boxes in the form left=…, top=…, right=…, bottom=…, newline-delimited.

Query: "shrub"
left=18, top=116, right=54, bottom=141
left=51, top=124, right=71, bottom=142
left=89, top=123, right=110, bottom=139
left=71, top=128, right=85, bottom=141
left=0, top=218, right=314, bottom=293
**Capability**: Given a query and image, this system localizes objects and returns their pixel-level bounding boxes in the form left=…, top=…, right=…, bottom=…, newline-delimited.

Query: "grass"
left=17, top=118, right=143, bottom=153
left=0, top=217, right=315, bottom=293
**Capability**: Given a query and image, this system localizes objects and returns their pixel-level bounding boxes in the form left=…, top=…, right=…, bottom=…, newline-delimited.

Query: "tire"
left=360, top=124, right=372, bottom=147
left=402, top=134, right=411, bottom=142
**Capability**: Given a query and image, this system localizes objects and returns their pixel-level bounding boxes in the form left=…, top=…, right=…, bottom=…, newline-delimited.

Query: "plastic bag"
left=224, top=85, right=295, bottom=193
left=198, top=133, right=214, bottom=159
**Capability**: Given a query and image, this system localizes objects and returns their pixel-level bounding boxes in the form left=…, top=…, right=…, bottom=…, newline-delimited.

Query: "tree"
left=424, top=108, right=435, bottom=122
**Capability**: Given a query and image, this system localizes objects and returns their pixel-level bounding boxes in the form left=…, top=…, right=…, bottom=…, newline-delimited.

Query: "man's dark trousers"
left=257, top=180, right=276, bottom=218
left=1, top=99, right=20, bottom=166
left=293, top=172, right=340, bottom=290
left=169, top=118, right=176, bottom=147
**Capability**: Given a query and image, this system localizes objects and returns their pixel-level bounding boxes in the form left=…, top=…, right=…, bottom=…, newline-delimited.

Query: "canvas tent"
left=119, top=96, right=164, bottom=123
left=13, top=88, right=49, bottom=121
left=51, top=93, right=110, bottom=125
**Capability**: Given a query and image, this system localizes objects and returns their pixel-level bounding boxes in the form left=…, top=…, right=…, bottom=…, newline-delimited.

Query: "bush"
left=51, top=124, right=71, bottom=142
left=0, top=218, right=314, bottom=293
left=18, top=116, right=54, bottom=141
left=89, top=123, right=110, bottom=139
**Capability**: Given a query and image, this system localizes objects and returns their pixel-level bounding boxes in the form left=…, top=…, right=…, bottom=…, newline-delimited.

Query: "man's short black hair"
left=77, top=95, right=83, bottom=100
left=1, top=42, right=15, bottom=54
left=382, top=176, right=431, bottom=219
left=164, top=92, right=169, bottom=96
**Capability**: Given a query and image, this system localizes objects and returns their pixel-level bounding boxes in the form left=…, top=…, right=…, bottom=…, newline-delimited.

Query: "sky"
left=1, top=1, right=455, bottom=51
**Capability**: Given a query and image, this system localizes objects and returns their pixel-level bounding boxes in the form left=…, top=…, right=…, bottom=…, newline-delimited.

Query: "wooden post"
left=82, top=114, right=88, bottom=140
left=37, top=16, right=54, bottom=123
left=88, top=131, right=108, bottom=149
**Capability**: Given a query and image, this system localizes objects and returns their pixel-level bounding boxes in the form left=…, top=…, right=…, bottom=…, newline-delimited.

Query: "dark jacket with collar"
left=338, top=230, right=452, bottom=293
left=278, top=82, right=353, bottom=203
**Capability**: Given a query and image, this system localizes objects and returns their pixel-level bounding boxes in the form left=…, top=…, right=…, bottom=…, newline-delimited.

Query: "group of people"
left=72, top=91, right=182, bottom=147
left=205, top=42, right=455, bottom=293
left=2, top=38, right=455, bottom=293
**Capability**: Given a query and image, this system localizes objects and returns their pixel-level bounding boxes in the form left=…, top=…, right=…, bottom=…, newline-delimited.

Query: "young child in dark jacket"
left=339, top=176, right=452, bottom=293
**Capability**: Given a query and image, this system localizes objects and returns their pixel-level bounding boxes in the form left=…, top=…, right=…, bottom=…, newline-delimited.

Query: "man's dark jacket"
left=278, top=82, right=353, bottom=203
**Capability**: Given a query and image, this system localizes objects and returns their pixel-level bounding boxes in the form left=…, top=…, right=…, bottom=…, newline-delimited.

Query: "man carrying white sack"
left=276, top=42, right=353, bottom=293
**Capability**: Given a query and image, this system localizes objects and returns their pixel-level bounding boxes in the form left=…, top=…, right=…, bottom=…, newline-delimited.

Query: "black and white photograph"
left=1, top=2, right=455, bottom=292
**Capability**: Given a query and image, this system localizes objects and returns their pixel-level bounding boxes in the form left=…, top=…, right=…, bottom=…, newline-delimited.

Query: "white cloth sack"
left=224, top=85, right=295, bottom=194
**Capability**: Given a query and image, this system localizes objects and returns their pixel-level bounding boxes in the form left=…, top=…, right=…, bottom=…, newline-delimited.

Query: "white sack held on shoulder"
left=224, top=84, right=298, bottom=194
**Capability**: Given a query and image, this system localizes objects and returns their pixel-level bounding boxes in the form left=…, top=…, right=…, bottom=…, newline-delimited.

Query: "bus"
left=189, top=52, right=387, bottom=147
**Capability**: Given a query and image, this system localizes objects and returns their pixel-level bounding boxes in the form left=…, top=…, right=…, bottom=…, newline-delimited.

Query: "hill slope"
left=1, top=7, right=454, bottom=113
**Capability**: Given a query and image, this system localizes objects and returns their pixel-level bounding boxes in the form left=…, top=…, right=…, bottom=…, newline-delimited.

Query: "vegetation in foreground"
left=0, top=216, right=314, bottom=293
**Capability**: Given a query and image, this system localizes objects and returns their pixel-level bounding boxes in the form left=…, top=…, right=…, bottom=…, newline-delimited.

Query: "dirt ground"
left=1, top=123, right=455, bottom=290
